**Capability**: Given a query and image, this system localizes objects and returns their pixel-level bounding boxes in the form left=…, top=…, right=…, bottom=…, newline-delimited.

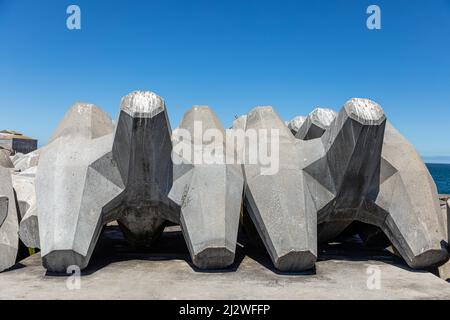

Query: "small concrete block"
left=0, top=167, right=19, bottom=272
left=287, top=116, right=306, bottom=135
left=295, top=107, right=337, bottom=140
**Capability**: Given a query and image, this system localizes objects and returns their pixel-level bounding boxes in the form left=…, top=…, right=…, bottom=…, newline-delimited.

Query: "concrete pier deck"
left=0, top=226, right=449, bottom=300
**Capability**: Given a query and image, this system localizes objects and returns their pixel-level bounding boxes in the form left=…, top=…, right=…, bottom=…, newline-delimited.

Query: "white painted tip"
left=310, top=108, right=337, bottom=127
left=120, top=91, right=165, bottom=118
left=288, top=115, right=306, bottom=132
left=345, top=98, right=385, bottom=123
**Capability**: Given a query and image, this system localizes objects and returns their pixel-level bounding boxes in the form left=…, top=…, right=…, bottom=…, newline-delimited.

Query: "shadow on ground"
left=44, top=224, right=429, bottom=277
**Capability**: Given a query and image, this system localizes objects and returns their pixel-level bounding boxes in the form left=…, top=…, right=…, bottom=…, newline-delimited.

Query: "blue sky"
left=1, top=0, right=449, bottom=162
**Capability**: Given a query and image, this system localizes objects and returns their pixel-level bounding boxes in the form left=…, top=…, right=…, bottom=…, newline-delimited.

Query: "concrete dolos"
left=242, top=106, right=318, bottom=272
left=36, top=102, right=119, bottom=272
left=30, top=93, right=447, bottom=274
left=114, top=91, right=178, bottom=246
left=37, top=92, right=178, bottom=272
left=295, top=108, right=337, bottom=140
left=12, top=173, right=40, bottom=249
left=169, top=106, right=244, bottom=269
left=300, top=98, right=448, bottom=268
left=287, top=116, right=306, bottom=135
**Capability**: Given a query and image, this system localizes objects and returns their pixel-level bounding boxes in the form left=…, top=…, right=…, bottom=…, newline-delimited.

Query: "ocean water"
left=426, top=163, right=450, bottom=195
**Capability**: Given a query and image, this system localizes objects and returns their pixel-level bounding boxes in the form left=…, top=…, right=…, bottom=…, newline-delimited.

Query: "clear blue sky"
left=1, top=0, right=449, bottom=161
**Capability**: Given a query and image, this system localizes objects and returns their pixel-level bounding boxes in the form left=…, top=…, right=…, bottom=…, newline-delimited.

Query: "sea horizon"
left=426, top=162, right=450, bottom=195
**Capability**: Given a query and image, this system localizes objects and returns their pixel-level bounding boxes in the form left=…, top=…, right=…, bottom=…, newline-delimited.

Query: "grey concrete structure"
left=295, top=107, right=337, bottom=140
left=113, top=91, right=178, bottom=246
left=11, top=93, right=446, bottom=274
left=19, top=205, right=39, bottom=249
left=0, top=167, right=19, bottom=272
left=37, top=91, right=179, bottom=272
left=0, top=150, right=14, bottom=168
left=13, top=149, right=40, bottom=172
left=36, top=102, right=119, bottom=272
left=17, top=166, right=37, bottom=178
left=287, top=115, right=306, bottom=135
left=12, top=174, right=35, bottom=219
left=12, top=173, right=40, bottom=248
left=242, top=106, right=318, bottom=272
left=1, top=225, right=450, bottom=300
left=302, top=98, right=448, bottom=268
left=169, top=106, right=244, bottom=268
left=0, top=196, right=6, bottom=227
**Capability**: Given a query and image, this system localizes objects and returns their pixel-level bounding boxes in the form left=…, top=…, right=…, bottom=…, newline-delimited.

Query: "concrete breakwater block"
left=287, top=115, right=306, bottom=135
left=36, top=102, right=120, bottom=272
left=295, top=107, right=337, bottom=140
left=113, top=91, right=178, bottom=246
left=298, top=98, right=448, bottom=269
left=1, top=91, right=442, bottom=275
left=35, top=91, right=181, bottom=273
left=169, top=106, right=244, bottom=269
left=242, top=106, right=318, bottom=272
left=0, top=167, right=19, bottom=272
left=12, top=173, right=40, bottom=249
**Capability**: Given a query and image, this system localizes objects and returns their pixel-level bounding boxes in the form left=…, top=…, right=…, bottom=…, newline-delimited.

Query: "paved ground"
left=0, top=226, right=449, bottom=300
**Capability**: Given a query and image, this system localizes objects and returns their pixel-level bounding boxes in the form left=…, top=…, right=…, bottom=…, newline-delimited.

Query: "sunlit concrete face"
left=36, top=92, right=178, bottom=272
left=242, top=106, right=318, bottom=272
left=169, top=106, right=244, bottom=269
left=0, top=167, right=19, bottom=272
left=36, top=103, right=121, bottom=272
left=114, top=91, right=178, bottom=246
left=299, top=98, right=448, bottom=269
left=22, top=93, right=447, bottom=274
left=295, top=107, right=337, bottom=140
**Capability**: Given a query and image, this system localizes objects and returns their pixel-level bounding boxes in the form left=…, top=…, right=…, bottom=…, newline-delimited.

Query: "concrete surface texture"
left=373, top=122, right=448, bottom=268
left=11, top=173, right=35, bottom=220
left=0, top=149, right=14, bottom=168
left=170, top=106, right=244, bottom=269
left=242, top=106, right=318, bottom=272
left=13, top=149, right=40, bottom=172
left=0, top=226, right=449, bottom=300
left=0, top=91, right=447, bottom=279
left=0, top=196, right=6, bottom=227
left=36, top=102, right=121, bottom=272
left=113, top=91, right=178, bottom=246
left=301, top=98, right=448, bottom=269
left=36, top=91, right=180, bottom=273
left=295, top=107, right=337, bottom=140
left=12, top=173, right=40, bottom=248
left=0, top=167, right=19, bottom=272
left=19, top=205, right=39, bottom=249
